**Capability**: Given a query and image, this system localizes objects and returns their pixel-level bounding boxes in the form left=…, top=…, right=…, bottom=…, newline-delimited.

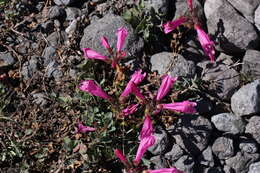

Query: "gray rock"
left=0, top=52, right=15, bottom=68
left=241, top=49, right=260, bottom=80
left=231, top=80, right=260, bottom=116
left=225, top=152, right=260, bottom=173
left=226, top=0, right=260, bottom=23
left=211, top=113, right=245, bottom=134
left=47, top=31, right=67, bottom=47
left=168, top=115, right=212, bottom=155
left=165, top=144, right=184, bottom=162
left=150, top=52, right=196, bottom=78
left=245, top=116, right=260, bottom=144
left=65, top=7, right=81, bottom=21
left=174, top=155, right=195, bottom=173
left=249, top=162, right=260, bottom=173
left=174, top=0, right=203, bottom=20
left=198, top=146, right=215, bottom=167
left=216, top=53, right=233, bottom=66
left=80, top=14, right=144, bottom=58
left=32, top=93, right=48, bottom=106
left=212, top=137, right=234, bottom=160
left=65, top=19, right=77, bottom=35
left=200, top=62, right=240, bottom=100
left=223, top=166, right=233, bottom=173
left=48, top=6, right=65, bottom=19
left=143, top=0, right=169, bottom=16
left=203, top=167, right=223, bottom=173
left=54, top=0, right=74, bottom=6
left=45, top=61, right=63, bottom=81
left=239, top=137, right=258, bottom=154
left=21, top=56, right=39, bottom=80
left=148, top=126, right=170, bottom=155
left=204, top=0, right=259, bottom=53
left=255, top=5, right=260, bottom=31
left=42, top=46, right=57, bottom=66
left=150, top=155, right=168, bottom=169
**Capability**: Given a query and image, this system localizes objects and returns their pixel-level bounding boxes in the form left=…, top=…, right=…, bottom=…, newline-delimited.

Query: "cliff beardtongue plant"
left=122, top=103, right=139, bottom=117
left=76, top=122, right=96, bottom=133
left=156, top=75, right=178, bottom=101
left=158, top=101, right=197, bottom=114
left=114, top=149, right=130, bottom=167
left=162, top=17, right=187, bottom=34
left=116, top=27, right=128, bottom=53
left=146, top=168, right=184, bottom=173
left=82, top=48, right=109, bottom=61
left=140, top=115, right=153, bottom=140
left=195, top=24, right=215, bottom=62
left=79, top=80, right=112, bottom=101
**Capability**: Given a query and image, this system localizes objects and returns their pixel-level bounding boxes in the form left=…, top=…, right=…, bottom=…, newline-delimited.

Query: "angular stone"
left=54, top=0, right=75, bottom=6
left=168, top=115, right=212, bottom=155
left=226, top=0, right=260, bottom=23
left=212, top=137, right=234, bottom=160
left=150, top=155, right=168, bottom=169
left=198, top=146, right=215, bottom=167
left=239, top=137, right=258, bottom=154
left=249, top=161, right=260, bottom=173
left=42, top=46, right=57, bottom=66
left=245, top=116, right=260, bottom=144
left=165, top=144, right=184, bottom=162
left=204, top=0, right=259, bottom=53
left=150, top=52, right=196, bottom=78
left=0, top=52, right=15, bottom=68
left=211, top=113, right=245, bottom=134
left=174, top=155, right=195, bottom=173
left=47, top=31, right=67, bottom=47
left=48, top=6, right=65, bottom=19
left=21, top=56, right=40, bottom=80
left=80, top=14, right=144, bottom=58
left=143, top=0, right=169, bottom=16
left=45, top=61, right=63, bottom=81
left=242, top=49, right=260, bottom=80
left=65, top=7, right=81, bottom=21
left=200, top=62, right=240, bottom=100
left=148, top=126, right=170, bottom=155
left=225, top=152, right=260, bottom=173
left=255, top=5, right=260, bottom=31
left=231, top=80, right=260, bottom=116
left=174, top=0, right=203, bottom=21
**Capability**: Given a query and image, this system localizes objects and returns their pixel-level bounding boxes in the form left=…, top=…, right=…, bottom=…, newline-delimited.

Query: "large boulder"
left=80, top=14, right=144, bottom=58
left=242, top=50, right=260, bottom=80
left=204, top=0, right=259, bottom=53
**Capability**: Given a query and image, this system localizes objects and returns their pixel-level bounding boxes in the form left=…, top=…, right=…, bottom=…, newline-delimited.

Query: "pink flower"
left=116, top=27, right=128, bottom=52
left=147, top=168, right=184, bottom=173
left=156, top=75, right=178, bottom=101
left=133, top=135, right=155, bottom=166
left=162, top=17, right=187, bottom=34
left=140, top=115, right=153, bottom=140
left=122, top=104, right=139, bottom=116
left=130, top=70, right=146, bottom=85
left=195, top=25, right=215, bottom=62
left=101, top=36, right=111, bottom=50
left=82, top=48, right=108, bottom=61
left=158, top=101, right=197, bottom=114
left=187, top=0, right=193, bottom=12
left=79, top=80, right=111, bottom=100
left=120, top=81, right=145, bottom=101
left=76, top=122, right=96, bottom=133
left=114, top=149, right=130, bottom=166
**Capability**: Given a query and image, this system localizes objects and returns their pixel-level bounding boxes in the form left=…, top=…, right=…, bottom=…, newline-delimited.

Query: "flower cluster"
left=162, top=0, right=215, bottom=62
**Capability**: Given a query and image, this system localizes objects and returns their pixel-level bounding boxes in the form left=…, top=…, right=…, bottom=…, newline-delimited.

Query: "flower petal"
left=130, top=69, right=146, bottom=85
left=162, top=17, right=187, bottom=34
left=159, top=101, right=197, bottom=114
left=156, top=75, right=178, bottom=101
left=122, top=104, right=139, bottom=116
left=140, top=115, right=153, bottom=139
left=101, top=36, right=111, bottom=50
left=116, top=27, right=128, bottom=52
left=82, top=48, right=108, bottom=61
left=114, top=149, right=129, bottom=166
left=79, top=80, right=111, bottom=100
left=76, top=122, right=96, bottom=133
left=147, top=168, right=184, bottom=173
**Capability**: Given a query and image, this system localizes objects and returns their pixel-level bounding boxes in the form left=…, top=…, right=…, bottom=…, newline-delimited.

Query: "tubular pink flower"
left=187, top=0, right=193, bottom=12
left=114, top=149, right=130, bottom=166
left=140, top=115, right=153, bottom=140
left=120, top=81, right=145, bottom=101
left=122, top=104, right=139, bottom=116
left=79, top=80, right=111, bottom=100
left=130, top=69, right=146, bottom=85
left=195, top=25, right=215, bottom=62
left=147, top=168, right=184, bottom=173
left=162, top=17, right=187, bottom=34
left=76, top=122, right=96, bottom=133
left=101, top=36, right=111, bottom=50
left=158, top=101, right=197, bottom=114
left=116, top=27, right=128, bottom=52
left=82, top=48, right=108, bottom=61
left=133, top=135, right=155, bottom=166
left=156, top=75, right=178, bottom=101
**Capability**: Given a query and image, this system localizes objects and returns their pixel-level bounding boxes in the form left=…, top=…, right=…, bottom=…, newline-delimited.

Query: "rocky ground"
left=0, top=0, right=260, bottom=173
